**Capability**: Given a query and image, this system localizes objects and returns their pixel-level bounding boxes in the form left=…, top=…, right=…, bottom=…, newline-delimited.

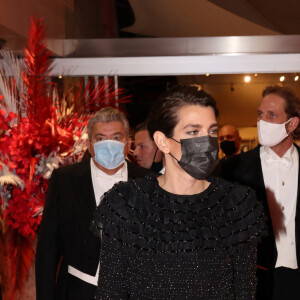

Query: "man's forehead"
left=135, top=130, right=151, bottom=141
left=259, top=94, right=286, bottom=110
left=219, top=126, right=237, bottom=137
left=92, top=121, right=126, bottom=134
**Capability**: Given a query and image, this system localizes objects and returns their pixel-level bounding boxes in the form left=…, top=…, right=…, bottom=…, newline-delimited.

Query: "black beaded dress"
left=90, top=175, right=266, bottom=300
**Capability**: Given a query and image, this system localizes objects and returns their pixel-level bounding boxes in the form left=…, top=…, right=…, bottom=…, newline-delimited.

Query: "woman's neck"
left=157, top=170, right=210, bottom=195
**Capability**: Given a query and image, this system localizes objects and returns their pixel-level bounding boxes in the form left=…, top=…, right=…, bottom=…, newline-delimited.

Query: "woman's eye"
left=209, top=129, right=218, bottom=136
left=187, top=130, right=198, bottom=135
left=114, top=136, right=121, bottom=140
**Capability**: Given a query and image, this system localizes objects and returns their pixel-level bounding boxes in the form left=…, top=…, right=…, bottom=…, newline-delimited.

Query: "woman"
left=91, top=86, right=266, bottom=299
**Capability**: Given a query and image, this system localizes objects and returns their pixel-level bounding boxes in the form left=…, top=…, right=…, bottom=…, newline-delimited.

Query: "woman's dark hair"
left=262, top=85, right=300, bottom=138
left=147, top=86, right=218, bottom=140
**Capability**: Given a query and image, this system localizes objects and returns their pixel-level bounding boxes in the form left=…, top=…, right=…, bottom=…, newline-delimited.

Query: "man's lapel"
left=253, top=146, right=274, bottom=227
left=253, top=146, right=267, bottom=201
left=242, top=146, right=266, bottom=196
left=73, top=159, right=96, bottom=219
left=127, top=161, right=135, bottom=180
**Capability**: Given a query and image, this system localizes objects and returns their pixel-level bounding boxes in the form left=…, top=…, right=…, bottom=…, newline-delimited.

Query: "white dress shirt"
left=260, top=145, right=298, bottom=269
left=90, top=158, right=128, bottom=206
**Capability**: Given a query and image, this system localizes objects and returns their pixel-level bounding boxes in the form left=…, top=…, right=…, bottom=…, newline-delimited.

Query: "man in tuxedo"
left=133, top=122, right=164, bottom=173
left=213, top=124, right=241, bottom=176
left=219, top=124, right=242, bottom=158
left=220, top=85, right=300, bottom=299
left=35, top=107, right=151, bottom=300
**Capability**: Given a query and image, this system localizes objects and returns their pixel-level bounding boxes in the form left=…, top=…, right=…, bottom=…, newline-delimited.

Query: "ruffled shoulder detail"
left=90, top=175, right=266, bottom=253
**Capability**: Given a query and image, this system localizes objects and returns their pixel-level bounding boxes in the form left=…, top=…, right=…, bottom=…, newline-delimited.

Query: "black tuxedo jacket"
left=220, top=145, right=300, bottom=270
left=35, top=159, right=151, bottom=300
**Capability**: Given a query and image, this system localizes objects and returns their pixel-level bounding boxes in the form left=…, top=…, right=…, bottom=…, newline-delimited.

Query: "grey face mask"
left=169, top=135, right=219, bottom=180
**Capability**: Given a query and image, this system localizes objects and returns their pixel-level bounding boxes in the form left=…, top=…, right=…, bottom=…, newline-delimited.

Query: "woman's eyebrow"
left=182, top=124, right=201, bottom=130
left=209, top=123, right=218, bottom=129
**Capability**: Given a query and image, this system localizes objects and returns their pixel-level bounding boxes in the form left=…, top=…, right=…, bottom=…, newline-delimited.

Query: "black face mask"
left=150, top=147, right=163, bottom=173
left=169, top=135, right=219, bottom=180
left=220, top=140, right=237, bottom=157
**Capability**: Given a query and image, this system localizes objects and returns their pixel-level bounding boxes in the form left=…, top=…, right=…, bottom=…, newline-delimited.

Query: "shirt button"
left=282, top=206, right=285, bottom=211
left=282, top=181, right=285, bottom=186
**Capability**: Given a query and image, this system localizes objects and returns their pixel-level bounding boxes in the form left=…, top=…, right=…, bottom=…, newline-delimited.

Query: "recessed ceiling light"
left=279, top=75, right=285, bottom=82
left=244, top=75, right=251, bottom=83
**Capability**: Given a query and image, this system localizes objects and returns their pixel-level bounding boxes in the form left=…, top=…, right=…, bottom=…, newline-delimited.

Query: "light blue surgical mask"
left=93, top=140, right=125, bottom=169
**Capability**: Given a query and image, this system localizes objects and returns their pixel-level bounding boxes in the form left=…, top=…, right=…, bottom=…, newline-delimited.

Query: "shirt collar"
left=261, top=144, right=294, bottom=160
left=261, top=144, right=294, bottom=169
left=90, top=158, right=127, bottom=179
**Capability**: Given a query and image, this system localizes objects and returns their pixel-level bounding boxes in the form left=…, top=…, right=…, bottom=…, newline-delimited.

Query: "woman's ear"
left=153, top=131, right=170, bottom=154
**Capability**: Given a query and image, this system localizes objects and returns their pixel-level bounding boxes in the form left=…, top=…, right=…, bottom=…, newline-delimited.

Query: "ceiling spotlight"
left=279, top=75, right=285, bottom=82
left=295, top=75, right=299, bottom=81
left=206, top=73, right=210, bottom=77
left=244, top=75, right=251, bottom=83
left=58, top=75, right=63, bottom=79
left=254, top=73, right=258, bottom=77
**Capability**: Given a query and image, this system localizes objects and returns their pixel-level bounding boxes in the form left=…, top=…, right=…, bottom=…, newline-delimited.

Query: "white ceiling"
left=2, top=0, right=300, bottom=51
left=125, top=0, right=279, bottom=37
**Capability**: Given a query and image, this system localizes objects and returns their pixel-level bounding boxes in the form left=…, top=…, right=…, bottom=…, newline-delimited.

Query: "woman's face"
left=169, top=105, right=218, bottom=160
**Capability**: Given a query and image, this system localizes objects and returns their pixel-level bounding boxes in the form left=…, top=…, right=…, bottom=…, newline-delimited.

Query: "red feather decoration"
left=2, top=18, right=56, bottom=299
left=0, top=16, right=132, bottom=299
left=5, top=230, right=35, bottom=300
left=21, top=17, right=52, bottom=127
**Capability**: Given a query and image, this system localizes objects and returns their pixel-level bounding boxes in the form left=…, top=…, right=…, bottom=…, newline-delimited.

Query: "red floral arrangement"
left=0, top=17, right=130, bottom=298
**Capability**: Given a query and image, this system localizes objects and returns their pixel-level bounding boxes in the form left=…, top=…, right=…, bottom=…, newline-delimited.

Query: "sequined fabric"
left=91, top=175, right=266, bottom=299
